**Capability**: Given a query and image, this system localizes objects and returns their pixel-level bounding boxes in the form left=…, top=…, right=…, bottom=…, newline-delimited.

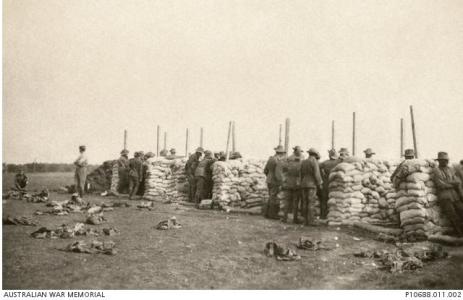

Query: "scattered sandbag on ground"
left=3, top=216, right=37, bottom=226
left=199, top=199, right=213, bottom=209
left=137, top=201, right=154, bottom=210
left=264, top=241, right=301, bottom=261
left=155, top=216, right=181, bottom=230
left=103, top=227, right=120, bottom=236
left=60, top=240, right=117, bottom=255
left=86, top=213, right=107, bottom=225
left=30, top=223, right=99, bottom=239
left=296, top=237, right=335, bottom=251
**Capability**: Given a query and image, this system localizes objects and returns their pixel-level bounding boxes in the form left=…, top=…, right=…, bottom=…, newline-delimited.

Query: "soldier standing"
left=301, top=148, right=323, bottom=226
left=319, top=149, right=340, bottom=219
left=194, top=150, right=215, bottom=207
left=185, top=147, right=204, bottom=202
left=73, top=145, right=88, bottom=198
left=390, top=149, right=415, bottom=188
left=117, top=149, right=130, bottom=194
left=128, top=152, right=143, bottom=200
left=283, top=146, right=303, bottom=223
left=264, top=145, right=286, bottom=219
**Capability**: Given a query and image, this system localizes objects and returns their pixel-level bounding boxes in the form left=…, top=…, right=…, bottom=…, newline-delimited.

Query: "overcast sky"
left=3, top=0, right=463, bottom=164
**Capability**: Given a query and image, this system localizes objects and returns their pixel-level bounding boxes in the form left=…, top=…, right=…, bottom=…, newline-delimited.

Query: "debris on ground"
left=86, top=213, right=107, bottom=225
left=137, top=201, right=154, bottom=210
left=199, top=199, right=213, bottom=209
left=3, top=216, right=37, bottom=226
left=427, top=234, right=463, bottom=246
left=375, top=232, right=400, bottom=243
left=60, top=240, right=117, bottom=255
left=155, top=216, right=182, bottom=230
left=87, top=206, right=103, bottom=214
left=30, top=223, right=100, bottom=239
left=26, top=189, right=50, bottom=203
left=296, top=237, right=335, bottom=251
left=108, top=201, right=131, bottom=208
left=103, top=227, right=120, bottom=236
left=354, top=243, right=448, bottom=272
left=264, top=241, right=301, bottom=261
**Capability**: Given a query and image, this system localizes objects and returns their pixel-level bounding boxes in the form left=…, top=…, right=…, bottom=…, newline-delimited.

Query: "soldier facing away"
left=264, top=145, right=286, bottom=219
left=301, top=148, right=323, bottom=226
left=390, top=148, right=415, bottom=189
left=283, top=146, right=304, bottom=224
left=319, top=149, right=340, bottom=219
left=128, top=152, right=143, bottom=200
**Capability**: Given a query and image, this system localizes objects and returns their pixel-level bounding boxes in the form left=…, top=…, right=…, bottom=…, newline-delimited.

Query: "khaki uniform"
left=128, top=157, right=143, bottom=199
left=319, top=158, right=340, bottom=219
left=74, top=154, right=88, bottom=198
left=194, top=157, right=216, bottom=204
left=301, top=156, right=323, bottom=225
left=432, top=166, right=463, bottom=236
left=185, top=154, right=201, bottom=202
left=283, top=155, right=303, bottom=223
left=264, top=155, right=285, bottom=219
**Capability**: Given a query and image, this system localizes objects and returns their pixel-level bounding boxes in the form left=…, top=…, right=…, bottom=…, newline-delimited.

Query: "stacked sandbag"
left=87, top=160, right=115, bottom=192
left=109, top=163, right=119, bottom=193
left=144, top=158, right=174, bottom=201
left=211, top=160, right=242, bottom=208
left=171, top=158, right=189, bottom=202
left=327, top=158, right=397, bottom=226
left=237, top=159, right=268, bottom=208
left=394, top=159, right=450, bottom=240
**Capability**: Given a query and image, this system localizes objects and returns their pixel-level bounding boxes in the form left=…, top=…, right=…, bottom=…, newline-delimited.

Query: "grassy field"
left=2, top=172, right=75, bottom=192
left=2, top=175, right=463, bottom=289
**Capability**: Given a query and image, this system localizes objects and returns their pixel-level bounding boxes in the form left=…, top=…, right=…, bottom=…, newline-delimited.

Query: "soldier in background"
left=166, top=148, right=178, bottom=160
left=301, top=148, right=323, bottom=226
left=117, top=149, right=130, bottom=194
left=390, top=148, right=415, bottom=189
left=319, top=149, right=340, bottom=219
left=264, top=145, right=286, bottom=219
left=364, top=148, right=376, bottom=159
left=128, top=152, right=143, bottom=200
left=137, top=152, right=155, bottom=196
left=73, top=145, right=88, bottom=198
left=283, top=146, right=303, bottom=224
left=194, top=150, right=215, bottom=207
left=432, top=152, right=463, bottom=236
left=339, top=148, right=350, bottom=160
left=185, top=147, right=204, bottom=202
left=230, top=152, right=242, bottom=160
left=14, top=170, right=29, bottom=196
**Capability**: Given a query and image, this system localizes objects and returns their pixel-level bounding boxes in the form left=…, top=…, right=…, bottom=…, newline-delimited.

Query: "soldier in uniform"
left=432, top=152, right=463, bottom=236
left=128, top=152, right=143, bottom=200
left=117, top=149, right=130, bottom=194
left=73, top=145, right=88, bottom=198
left=14, top=170, right=28, bottom=192
left=166, top=148, right=178, bottom=160
left=185, top=147, right=204, bottom=202
left=319, top=149, right=340, bottom=219
left=339, top=148, right=350, bottom=160
left=283, top=146, right=303, bottom=223
left=264, top=145, right=286, bottom=219
left=301, top=148, right=323, bottom=226
left=364, top=148, right=376, bottom=159
left=390, top=148, right=415, bottom=189
left=137, top=152, right=155, bottom=196
left=194, top=150, right=216, bottom=207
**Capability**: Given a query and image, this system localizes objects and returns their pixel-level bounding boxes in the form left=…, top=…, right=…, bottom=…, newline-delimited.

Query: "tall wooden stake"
left=123, top=129, right=127, bottom=150
left=284, top=118, right=290, bottom=155
left=200, top=127, right=204, bottom=148
left=156, top=125, right=160, bottom=156
left=163, top=132, right=167, bottom=151
left=278, top=124, right=282, bottom=146
left=400, top=118, right=404, bottom=158
left=352, top=112, right=356, bottom=156
left=185, top=128, right=189, bottom=157
left=410, top=105, right=418, bottom=158
left=225, top=121, right=232, bottom=160
left=331, top=120, right=335, bottom=150
left=232, top=121, right=236, bottom=153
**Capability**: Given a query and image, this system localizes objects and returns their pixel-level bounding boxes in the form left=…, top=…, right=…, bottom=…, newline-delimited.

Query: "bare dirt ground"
left=2, top=174, right=463, bottom=289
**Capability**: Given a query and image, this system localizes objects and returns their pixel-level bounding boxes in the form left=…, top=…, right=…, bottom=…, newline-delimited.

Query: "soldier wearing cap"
left=319, top=149, right=340, bottom=219
left=230, top=151, right=242, bottom=160
left=194, top=150, right=216, bottom=206
left=128, top=152, right=143, bottom=200
left=185, top=147, right=204, bottom=202
left=432, top=152, right=463, bottom=236
left=264, top=145, right=286, bottom=219
left=339, top=148, right=350, bottom=160
left=390, top=148, right=415, bottom=188
left=364, top=148, right=376, bottom=159
left=300, top=148, right=323, bottom=226
left=282, top=146, right=304, bottom=223
left=166, top=148, right=178, bottom=160
left=73, top=145, right=88, bottom=198
left=117, top=149, right=130, bottom=194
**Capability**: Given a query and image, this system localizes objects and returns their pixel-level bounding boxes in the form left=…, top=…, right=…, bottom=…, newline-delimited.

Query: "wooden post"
left=185, top=128, right=189, bottom=157
left=163, top=132, right=167, bottom=151
left=331, top=120, right=335, bottom=150
left=410, top=105, right=418, bottom=158
left=156, top=125, right=160, bottom=156
left=232, top=121, right=236, bottom=153
left=400, top=118, right=404, bottom=158
left=284, top=118, right=290, bottom=155
left=278, top=124, right=282, bottom=146
left=352, top=112, right=356, bottom=156
left=200, top=127, right=204, bottom=148
left=123, top=129, right=127, bottom=150
left=225, top=121, right=232, bottom=160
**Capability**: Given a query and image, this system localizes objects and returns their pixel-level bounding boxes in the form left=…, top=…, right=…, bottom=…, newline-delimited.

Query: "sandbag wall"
left=144, top=158, right=188, bottom=202
left=393, top=159, right=450, bottom=240
left=212, top=159, right=268, bottom=208
left=327, top=158, right=399, bottom=226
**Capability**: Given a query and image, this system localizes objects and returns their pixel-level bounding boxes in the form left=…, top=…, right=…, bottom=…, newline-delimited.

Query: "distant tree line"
left=3, top=163, right=98, bottom=173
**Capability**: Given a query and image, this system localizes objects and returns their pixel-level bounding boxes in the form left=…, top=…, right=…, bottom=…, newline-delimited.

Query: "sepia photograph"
left=2, top=0, right=463, bottom=293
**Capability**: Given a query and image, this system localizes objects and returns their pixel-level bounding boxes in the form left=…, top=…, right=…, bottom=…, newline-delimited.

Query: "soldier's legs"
left=320, top=186, right=329, bottom=219
left=188, top=176, right=196, bottom=202
left=301, top=188, right=309, bottom=225
left=195, top=177, right=205, bottom=205
left=265, top=184, right=279, bottom=219
left=440, top=199, right=463, bottom=236
left=128, top=177, right=139, bottom=199
left=307, top=188, right=316, bottom=225
left=283, top=189, right=292, bottom=222
left=292, top=189, right=302, bottom=223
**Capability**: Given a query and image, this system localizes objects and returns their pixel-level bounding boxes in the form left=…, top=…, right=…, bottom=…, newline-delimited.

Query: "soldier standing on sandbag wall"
left=194, top=150, right=215, bottom=207
left=117, top=149, right=130, bottom=194
left=185, top=147, right=204, bottom=202
left=283, top=146, right=303, bottom=224
left=319, top=149, right=340, bottom=219
left=128, top=151, right=143, bottom=200
left=432, top=152, right=463, bottom=237
left=301, top=148, right=323, bottom=226
left=364, top=148, right=376, bottom=159
left=390, top=149, right=415, bottom=189
left=73, top=145, right=88, bottom=198
left=264, top=145, right=286, bottom=219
